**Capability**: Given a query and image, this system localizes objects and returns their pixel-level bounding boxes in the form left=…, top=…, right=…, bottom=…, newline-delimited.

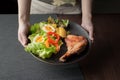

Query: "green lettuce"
left=30, top=23, right=40, bottom=34
left=25, top=42, right=56, bottom=59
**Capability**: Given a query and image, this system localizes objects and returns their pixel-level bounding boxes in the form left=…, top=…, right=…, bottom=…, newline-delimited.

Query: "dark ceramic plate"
left=30, top=22, right=91, bottom=65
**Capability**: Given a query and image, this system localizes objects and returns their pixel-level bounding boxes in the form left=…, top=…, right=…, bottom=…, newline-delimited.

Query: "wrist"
left=81, top=14, right=93, bottom=26
left=19, top=16, right=29, bottom=23
left=19, top=15, right=30, bottom=27
left=19, top=13, right=30, bottom=23
left=19, top=20, right=30, bottom=28
left=82, top=13, right=92, bottom=21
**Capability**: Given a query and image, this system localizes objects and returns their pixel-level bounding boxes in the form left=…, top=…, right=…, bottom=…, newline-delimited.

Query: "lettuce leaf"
left=55, top=19, right=69, bottom=27
left=25, top=43, right=56, bottom=59
left=30, top=23, right=40, bottom=34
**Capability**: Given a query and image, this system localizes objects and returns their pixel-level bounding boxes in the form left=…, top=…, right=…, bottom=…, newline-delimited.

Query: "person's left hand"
left=81, top=17, right=94, bottom=42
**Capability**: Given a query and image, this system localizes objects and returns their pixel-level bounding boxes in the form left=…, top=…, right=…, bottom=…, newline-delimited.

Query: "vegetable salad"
left=25, top=17, right=69, bottom=59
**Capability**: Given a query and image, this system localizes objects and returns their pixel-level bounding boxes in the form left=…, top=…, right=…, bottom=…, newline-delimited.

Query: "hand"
left=81, top=17, right=94, bottom=42
left=18, top=22, right=30, bottom=47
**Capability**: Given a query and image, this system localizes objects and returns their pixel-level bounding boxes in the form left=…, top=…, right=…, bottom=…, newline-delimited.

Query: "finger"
left=89, top=31, right=94, bottom=42
left=18, top=33, right=28, bottom=47
left=21, top=34, right=28, bottom=47
left=81, top=25, right=89, bottom=34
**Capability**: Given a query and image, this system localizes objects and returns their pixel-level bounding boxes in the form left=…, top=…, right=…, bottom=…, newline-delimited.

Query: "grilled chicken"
left=59, top=35, right=88, bottom=62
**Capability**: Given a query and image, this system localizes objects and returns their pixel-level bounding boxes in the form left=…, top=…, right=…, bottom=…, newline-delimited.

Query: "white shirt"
left=31, top=0, right=81, bottom=14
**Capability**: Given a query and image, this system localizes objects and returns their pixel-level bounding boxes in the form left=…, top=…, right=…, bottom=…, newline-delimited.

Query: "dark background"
left=0, top=0, right=120, bottom=14
left=93, top=0, right=120, bottom=13
left=0, top=0, right=18, bottom=14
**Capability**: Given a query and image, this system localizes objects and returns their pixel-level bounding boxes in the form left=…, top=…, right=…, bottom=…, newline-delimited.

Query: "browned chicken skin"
left=59, top=35, right=88, bottom=62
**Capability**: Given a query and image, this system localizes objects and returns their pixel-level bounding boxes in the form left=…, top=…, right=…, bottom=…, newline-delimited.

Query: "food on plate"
left=25, top=16, right=69, bottom=59
left=42, top=24, right=55, bottom=32
left=59, top=35, right=88, bottom=62
left=57, top=27, right=66, bottom=38
left=24, top=16, right=88, bottom=62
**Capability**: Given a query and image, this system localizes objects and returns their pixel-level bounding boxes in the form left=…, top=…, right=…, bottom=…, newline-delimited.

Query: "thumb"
left=21, top=34, right=28, bottom=47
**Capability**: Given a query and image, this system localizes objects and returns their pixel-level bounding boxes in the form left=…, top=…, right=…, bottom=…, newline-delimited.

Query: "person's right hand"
left=81, top=15, right=94, bottom=42
left=18, top=22, right=30, bottom=47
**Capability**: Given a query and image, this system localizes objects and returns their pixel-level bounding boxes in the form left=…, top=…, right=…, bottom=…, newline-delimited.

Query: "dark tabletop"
left=0, top=14, right=84, bottom=80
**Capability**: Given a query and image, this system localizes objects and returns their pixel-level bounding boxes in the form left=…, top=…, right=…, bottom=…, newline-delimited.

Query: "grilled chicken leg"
left=59, top=35, right=88, bottom=62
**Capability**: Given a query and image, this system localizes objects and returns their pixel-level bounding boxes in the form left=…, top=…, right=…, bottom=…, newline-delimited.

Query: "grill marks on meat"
left=59, top=35, right=88, bottom=62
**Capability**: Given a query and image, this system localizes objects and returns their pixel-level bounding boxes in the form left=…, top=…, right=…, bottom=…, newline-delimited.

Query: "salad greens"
left=25, top=17, right=69, bottom=59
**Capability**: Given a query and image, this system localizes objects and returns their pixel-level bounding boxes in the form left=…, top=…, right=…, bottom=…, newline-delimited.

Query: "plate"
left=30, top=22, right=91, bottom=65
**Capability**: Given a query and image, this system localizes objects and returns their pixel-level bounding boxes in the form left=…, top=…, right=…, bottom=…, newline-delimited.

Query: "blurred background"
left=0, top=0, right=120, bottom=14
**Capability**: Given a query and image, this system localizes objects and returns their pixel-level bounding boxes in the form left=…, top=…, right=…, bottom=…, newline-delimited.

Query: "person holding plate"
left=17, top=0, right=94, bottom=47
